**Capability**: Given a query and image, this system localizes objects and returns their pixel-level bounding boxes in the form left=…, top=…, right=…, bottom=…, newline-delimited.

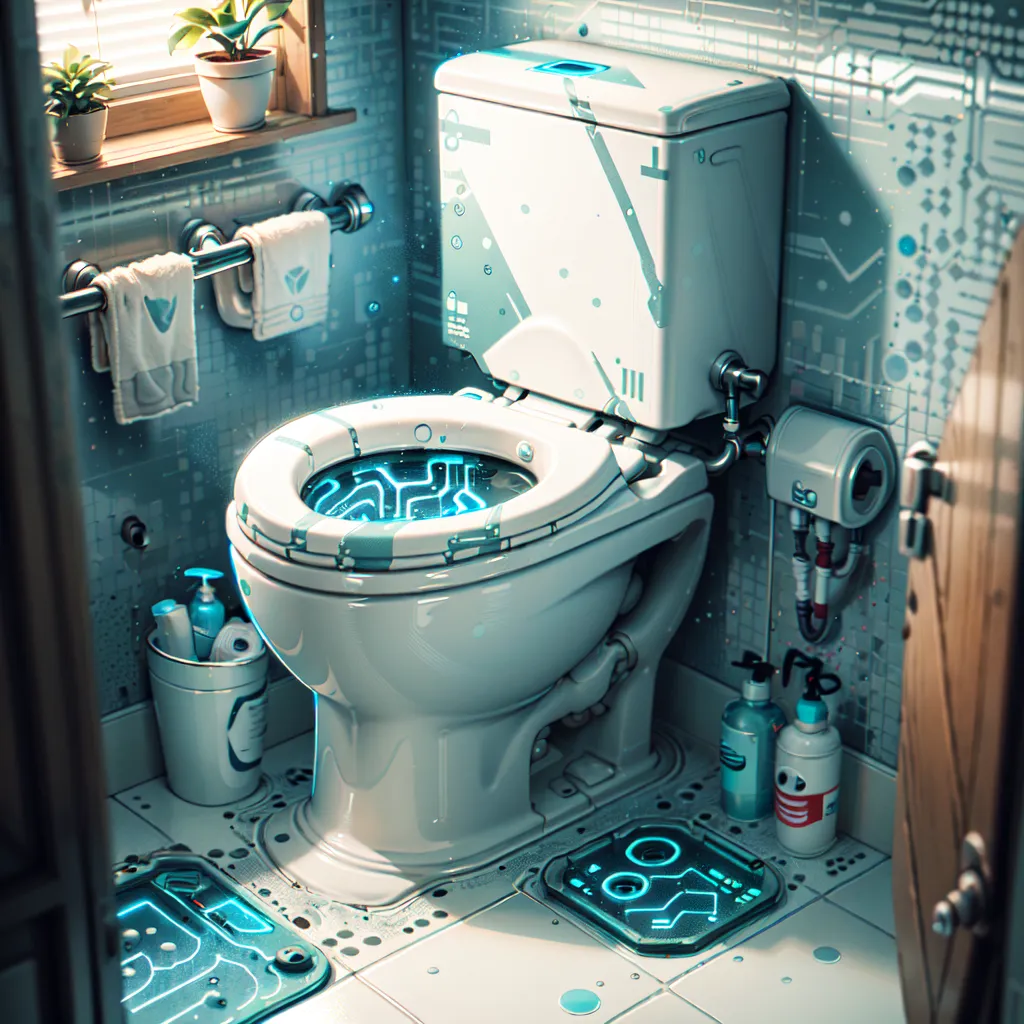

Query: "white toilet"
left=226, top=42, right=789, bottom=906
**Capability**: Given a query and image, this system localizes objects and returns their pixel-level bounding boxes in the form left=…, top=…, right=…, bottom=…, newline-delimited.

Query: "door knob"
left=932, top=868, right=988, bottom=936
left=931, top=832, right=991, bottom=937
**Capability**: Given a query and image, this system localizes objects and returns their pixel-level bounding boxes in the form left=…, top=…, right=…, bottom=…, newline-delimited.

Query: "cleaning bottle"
left=151, top=600, right=197, bottom=661
left=774, top=650, right=843, bottom=857
left=184, top=567, right=226, bottom=659
left=720, top=651, right=787, bottom=821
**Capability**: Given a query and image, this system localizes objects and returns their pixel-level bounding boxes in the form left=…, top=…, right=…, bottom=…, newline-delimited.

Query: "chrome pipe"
left=58, top=183, right=374, bottom=319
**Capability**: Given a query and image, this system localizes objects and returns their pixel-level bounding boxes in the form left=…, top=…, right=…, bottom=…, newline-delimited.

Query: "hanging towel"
left=89, top=252, right=198, bottom=425
left=231, top=210, right=332, bottom=340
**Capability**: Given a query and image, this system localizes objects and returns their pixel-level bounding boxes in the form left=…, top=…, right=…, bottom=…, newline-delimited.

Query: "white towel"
left=88, top=252, right=198, bottom=425
left=232, top=210, right=331, bottom=340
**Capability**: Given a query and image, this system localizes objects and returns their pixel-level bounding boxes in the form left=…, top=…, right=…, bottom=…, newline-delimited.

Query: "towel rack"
left=58, top=184, right=374, bottom=320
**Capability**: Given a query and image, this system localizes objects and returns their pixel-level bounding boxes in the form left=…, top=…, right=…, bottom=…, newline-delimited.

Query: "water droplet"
left=521, top=204, right=531, bottom=214
left=781, top=976, right=793, bottom=984
left=391, top=275, right=400, bottom=284
left=733, top=955, right=744, bottom=962
left=559, top=989, right=602, bottom=1015
left=483, top=265, right=493, bottom=275
left=695, top=148, right=705, bottom=164
left=453, top=202, right=465, bottom=216
left=895, top=279, right=912, bottom=298
left=160, top=942, right=176, bottom=952
left=592, top=298, right=601, bottom=307
left=450, top=235, right=463, bottom=250
left=578, top=23, right=589, bottom=35
left=366, top=301, right=380, bottom=315
left=905, top=304, right=923, bottom=322
left=559, top=268, right=569, bottom=278
left=898, top=234, right=917, bottom=256
left=813, top=946, right=841, bottom=964
left=427, top=966, right=439, bottom=975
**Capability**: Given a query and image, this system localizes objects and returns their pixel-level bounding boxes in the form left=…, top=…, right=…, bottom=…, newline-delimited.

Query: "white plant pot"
left=195, top=49, right=276, bottom=133
left=51, top=106, right=108, bottom=165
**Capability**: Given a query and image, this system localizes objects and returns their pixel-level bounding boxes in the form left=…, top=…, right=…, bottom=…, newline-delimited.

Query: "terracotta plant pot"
left=51, top=106, right=108, bottom=165
left=195, top=49, right=276, bottom=133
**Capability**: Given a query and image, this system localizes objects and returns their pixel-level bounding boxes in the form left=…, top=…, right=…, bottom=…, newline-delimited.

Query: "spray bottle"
left=720, top=651, right=787, bottom=821
left=184, top=567, right=226, bottom=659
left=774, top=650, right=843, bottom=857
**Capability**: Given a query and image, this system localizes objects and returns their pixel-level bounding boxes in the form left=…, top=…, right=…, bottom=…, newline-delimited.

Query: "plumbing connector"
left=704, top=352, right=771, bottom=476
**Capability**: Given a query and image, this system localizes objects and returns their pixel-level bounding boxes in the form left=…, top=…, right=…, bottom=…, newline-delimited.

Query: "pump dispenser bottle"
left=720, top=651, right=787, bottom=821
left=184, top=567, right=226, bottom=659
left=774, top=651, right=843, bottom=857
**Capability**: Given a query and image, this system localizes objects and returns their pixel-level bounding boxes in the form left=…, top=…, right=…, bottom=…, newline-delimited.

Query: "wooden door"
left=893, top=226, right=1024, bottom=1022
left=0, top=0, right=123, bottom=1021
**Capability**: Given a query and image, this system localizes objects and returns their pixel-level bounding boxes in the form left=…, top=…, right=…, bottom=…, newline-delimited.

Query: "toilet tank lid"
left=434, top=42, right=790, bottom=137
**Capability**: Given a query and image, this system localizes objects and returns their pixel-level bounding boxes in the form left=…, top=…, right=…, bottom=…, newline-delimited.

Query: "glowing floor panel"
left=542, top=821, right=783, bottom=956
left=115, top=855, right=329, bottom=1024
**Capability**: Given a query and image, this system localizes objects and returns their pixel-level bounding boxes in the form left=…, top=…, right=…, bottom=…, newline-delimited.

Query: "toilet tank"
left=434, top=42, right=790, bottom=432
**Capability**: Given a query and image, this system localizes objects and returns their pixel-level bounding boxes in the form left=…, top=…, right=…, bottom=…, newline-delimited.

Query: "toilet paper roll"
left=210, top=618, right=265, bottom=663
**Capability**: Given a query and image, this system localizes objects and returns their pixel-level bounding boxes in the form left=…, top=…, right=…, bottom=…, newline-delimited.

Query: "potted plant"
left=43, top=46, right=115, bottom=165
left=169, top=0, right=293, bottom=134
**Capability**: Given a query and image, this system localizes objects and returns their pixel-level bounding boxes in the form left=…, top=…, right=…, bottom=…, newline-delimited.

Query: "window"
left=35, top=0, right=197, bottom=101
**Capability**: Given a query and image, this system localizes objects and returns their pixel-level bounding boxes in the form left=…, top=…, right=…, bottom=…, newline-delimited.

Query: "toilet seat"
left=231, top=391, right=708, bottom=585
left=234, top=392, right=645, bottom=572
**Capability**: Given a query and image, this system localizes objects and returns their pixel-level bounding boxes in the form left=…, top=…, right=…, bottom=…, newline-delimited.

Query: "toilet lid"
left=232, top=393, right=632, bottom=571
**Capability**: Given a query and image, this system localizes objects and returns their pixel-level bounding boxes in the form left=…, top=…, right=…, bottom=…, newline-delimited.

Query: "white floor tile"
left=363, top=893, right=661, bottom=1024
left=672, top=899, right=905, bottom=1024
left=265, top=974, right=421, bottom=1023
left=114, top=732, right=315, bottom=860
left=610, top=992, right=721, bottom=1022
left=107, top=798, right=171, bottom=862
left=826, top=861, right=895, bottom=936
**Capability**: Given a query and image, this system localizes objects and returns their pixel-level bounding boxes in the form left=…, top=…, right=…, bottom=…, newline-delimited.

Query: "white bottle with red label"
left=774, top=651, right=842, bottom=858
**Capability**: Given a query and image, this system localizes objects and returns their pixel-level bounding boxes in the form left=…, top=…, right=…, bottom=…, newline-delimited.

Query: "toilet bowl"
left=227, top=41, right=788, bottom=905
left=228, top=390, right=713, bottom=904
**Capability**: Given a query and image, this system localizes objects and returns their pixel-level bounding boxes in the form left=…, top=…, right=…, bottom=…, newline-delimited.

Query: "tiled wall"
left=403, top=0, right=1024, bottom=766
left=63, top=0, right=409, bottom=713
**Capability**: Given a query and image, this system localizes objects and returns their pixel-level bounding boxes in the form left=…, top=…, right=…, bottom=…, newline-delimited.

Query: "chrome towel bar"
left=58, top=184, right=374, bottom=320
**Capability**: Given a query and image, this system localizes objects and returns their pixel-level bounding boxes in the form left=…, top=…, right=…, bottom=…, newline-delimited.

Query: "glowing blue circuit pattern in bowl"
left=301, top=449, right=535, bottom=522
left=543, top=821, right=783, bottom=955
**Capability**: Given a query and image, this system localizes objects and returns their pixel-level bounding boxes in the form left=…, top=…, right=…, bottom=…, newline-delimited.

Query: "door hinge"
left=932, top=831, right=992, bottom=937
left=899, top=441, right=947, bottom=560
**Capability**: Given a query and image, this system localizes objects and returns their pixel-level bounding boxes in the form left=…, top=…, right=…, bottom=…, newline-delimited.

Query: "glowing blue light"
left=307, top=454, right=495, bottom=523
left=205, top=898, right=274, bottom=934
left=624, top=836, right=681, bottom=868
left=601, top=871, right=650, bottom=902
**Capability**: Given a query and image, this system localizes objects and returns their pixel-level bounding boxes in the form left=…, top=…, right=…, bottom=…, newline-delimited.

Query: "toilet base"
left=258, top=730, right=682, bottom=907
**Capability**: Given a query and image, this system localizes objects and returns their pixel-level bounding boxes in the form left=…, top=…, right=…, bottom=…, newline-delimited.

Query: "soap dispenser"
left=184, top=567, right=226, bottom=659
left=719, top=651, right=787, bottom=821
left=774, top=650, right=843, bottom=857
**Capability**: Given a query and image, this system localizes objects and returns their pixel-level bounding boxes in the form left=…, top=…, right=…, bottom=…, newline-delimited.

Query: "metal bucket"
left=146, top=631, right=268, bottom=806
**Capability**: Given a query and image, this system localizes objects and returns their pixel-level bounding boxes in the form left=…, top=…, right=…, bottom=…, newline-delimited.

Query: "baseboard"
left=655, top=658, right=897, bottom=856
left=101, top=676, right=314, bottom=796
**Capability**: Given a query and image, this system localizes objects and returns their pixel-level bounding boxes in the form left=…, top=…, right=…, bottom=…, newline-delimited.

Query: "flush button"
left=517, top=441, right=534, bottom=462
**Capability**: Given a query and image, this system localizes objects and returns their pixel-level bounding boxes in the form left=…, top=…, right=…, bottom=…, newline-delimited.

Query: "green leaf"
left=248, top=22, right=281, bottom=47
left=264, top=0, right=292, bottom=19
left=168, top=23, right=205, bottom=53
left=205, top=31, right=238, bottom=53
left=174, top=6, right=218, bottom=27
left=219, top=17, right=249, bottom=39
left=62, top=44, right=79, bottom=68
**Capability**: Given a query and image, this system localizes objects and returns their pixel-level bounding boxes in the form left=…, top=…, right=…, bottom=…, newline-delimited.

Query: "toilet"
left=226, top=42, right=789, bottom=906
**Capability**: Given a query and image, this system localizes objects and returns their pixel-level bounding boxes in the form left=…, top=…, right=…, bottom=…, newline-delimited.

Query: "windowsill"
left=50, top=108, right=357, bottom=191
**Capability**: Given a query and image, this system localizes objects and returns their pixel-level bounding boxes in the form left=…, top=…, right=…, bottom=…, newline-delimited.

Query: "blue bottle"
left=184, top=567, right=226, bottom=659
left=720, top=651, right=787, bottom=821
